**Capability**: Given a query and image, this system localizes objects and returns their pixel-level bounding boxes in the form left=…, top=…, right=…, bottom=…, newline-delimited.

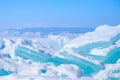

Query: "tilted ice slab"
left=57, top=25, right=120, bottom=63
left=13, top=44, right=104, bottom=75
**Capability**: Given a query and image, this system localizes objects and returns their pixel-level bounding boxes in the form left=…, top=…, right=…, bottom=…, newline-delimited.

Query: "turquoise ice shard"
left=15, top=46, right=50, bottom=62
left=57, top=51, right=104, bottom=75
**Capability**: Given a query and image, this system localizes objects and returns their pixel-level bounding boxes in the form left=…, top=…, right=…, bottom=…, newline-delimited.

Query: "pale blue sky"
left=0, top=0, right=120, bottom=30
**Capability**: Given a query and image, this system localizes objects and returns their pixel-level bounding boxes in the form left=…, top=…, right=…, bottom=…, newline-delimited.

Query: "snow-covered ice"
left=0, top=25, right=120, bottom=80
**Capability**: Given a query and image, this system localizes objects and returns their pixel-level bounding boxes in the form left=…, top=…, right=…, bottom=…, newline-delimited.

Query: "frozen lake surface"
left=0, top=25, right=120, bottom=80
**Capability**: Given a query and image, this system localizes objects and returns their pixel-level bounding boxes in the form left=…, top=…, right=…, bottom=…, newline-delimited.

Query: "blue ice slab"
left=104, top=47, right=120, bottom=64
left=73, top=46, right=120, bottom=64
left=15, top=46, right=103, bottom=75
left=57, top=51, right=103, bottom=75
left=0, top=69, right=12, bottom=76
left=73, top=34, right=120, bottom=55
left=15, top=46, right=50, bottom=62
left=72, top=34, right=120, bottom=64
left=73, top=41, right=111, bottom=56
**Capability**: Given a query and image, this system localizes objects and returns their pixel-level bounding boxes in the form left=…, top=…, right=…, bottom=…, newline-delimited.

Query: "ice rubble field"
left=0, top=25, right=120, bottom=80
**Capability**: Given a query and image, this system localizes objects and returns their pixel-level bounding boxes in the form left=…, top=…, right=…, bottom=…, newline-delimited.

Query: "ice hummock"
left=0, top=25, right=120, bottom=80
